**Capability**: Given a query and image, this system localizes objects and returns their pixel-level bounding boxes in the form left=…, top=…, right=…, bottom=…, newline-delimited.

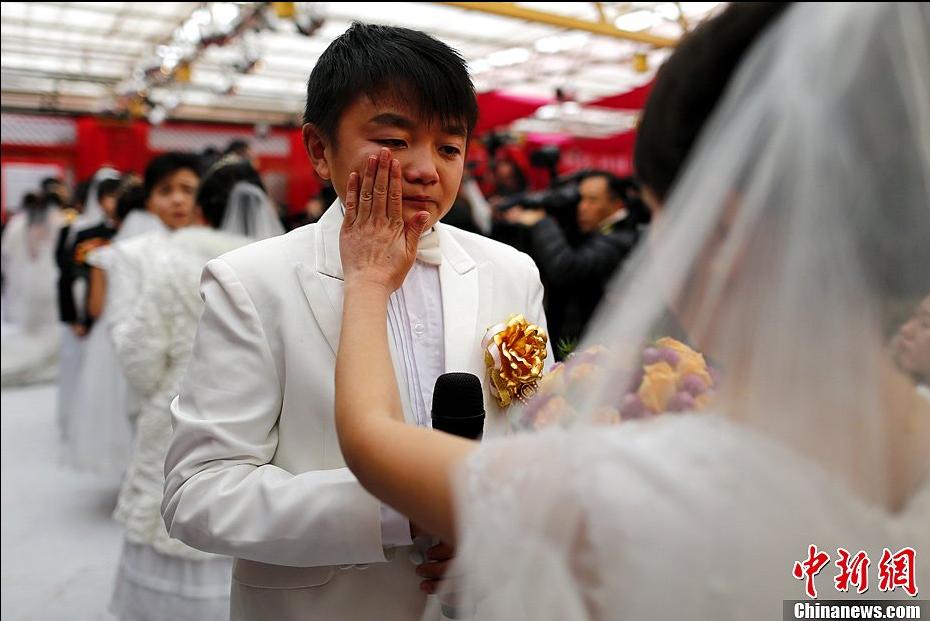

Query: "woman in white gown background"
left=64, top=153, right=201, bottom=476
left=1, top=192, right=66, bottom=386
left=330, top=3, right=930, bottom=619
left=109, top=158, right=283, bottom=621
left=56, top=167, right=121, bottom=442
left=64, top=180, right=166, bottom=476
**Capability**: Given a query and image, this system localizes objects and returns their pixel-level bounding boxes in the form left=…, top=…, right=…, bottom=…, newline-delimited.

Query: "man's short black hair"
left=143, top=152, right=202, bottom=200
left=634, top=3, right=790, bottom=202
left=580, top=170, right=625, bottom=203
left=303, top=22, right=479, bottom=142
left=225, top=139, right=250, bottom=156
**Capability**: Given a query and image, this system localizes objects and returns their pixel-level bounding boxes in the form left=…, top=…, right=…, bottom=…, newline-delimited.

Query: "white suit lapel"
left=436, top=224, right=492, bottom=381
left=295, top=202, right=416, bottom=425
left=296, top=205, right=344, bottom=356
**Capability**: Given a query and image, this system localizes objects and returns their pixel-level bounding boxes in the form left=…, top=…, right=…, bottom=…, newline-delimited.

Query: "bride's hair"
left=634, top=2, right=791, bottom=203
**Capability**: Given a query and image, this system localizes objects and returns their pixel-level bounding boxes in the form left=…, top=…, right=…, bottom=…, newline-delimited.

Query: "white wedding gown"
left=110, top=227, right=248, bottom=621
left=454, top=414, right=929, bottom=620
left=1, top=209, right=64, bottom=387
left=61, top=244, right=134, bottom=476
left=446, top=3, right=930, bottom=619
left=62, top=211, right=167, bottom=475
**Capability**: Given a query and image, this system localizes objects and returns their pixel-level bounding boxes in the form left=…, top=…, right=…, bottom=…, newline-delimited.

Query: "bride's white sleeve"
left=449, top=430, right=604, bottom=621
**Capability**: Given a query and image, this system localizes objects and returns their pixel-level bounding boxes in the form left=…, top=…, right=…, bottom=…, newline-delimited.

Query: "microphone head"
left=431, top=372, right=485, bottom=440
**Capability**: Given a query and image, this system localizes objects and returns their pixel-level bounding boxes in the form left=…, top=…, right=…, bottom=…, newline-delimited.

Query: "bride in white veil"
left=333, top=2, right=930, bottom=618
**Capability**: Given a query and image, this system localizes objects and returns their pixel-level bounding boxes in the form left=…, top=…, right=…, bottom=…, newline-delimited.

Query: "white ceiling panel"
left=1, top=1, right=726, bottom=133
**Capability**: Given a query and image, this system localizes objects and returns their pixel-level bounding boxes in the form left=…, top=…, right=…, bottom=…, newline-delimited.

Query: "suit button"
left=413, top=323, right=425, bottom=337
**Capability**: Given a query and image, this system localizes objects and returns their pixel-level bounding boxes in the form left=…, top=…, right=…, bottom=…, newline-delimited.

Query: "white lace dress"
left=109, top=227, right=250, bottom=621
left=452, top=414, right=930, bottom=620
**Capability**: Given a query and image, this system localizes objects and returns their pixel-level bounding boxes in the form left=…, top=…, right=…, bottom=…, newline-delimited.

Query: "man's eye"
left=377, top=139, right=406, bottom=148
left=440, top=145, right=462, bottom=156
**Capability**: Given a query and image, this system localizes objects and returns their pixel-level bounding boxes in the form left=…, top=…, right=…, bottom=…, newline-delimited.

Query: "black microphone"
left=432, top=373, right=484, bottom=619
left=431, top=373, right=485, bottom=440
left=428, top=373, right=483, bottom=619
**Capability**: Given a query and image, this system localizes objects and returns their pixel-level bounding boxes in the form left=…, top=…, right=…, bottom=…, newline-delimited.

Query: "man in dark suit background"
left=506, top=171, right=642, bottom=355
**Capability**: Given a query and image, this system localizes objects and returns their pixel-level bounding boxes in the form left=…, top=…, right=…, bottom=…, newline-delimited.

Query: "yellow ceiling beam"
left=673, top=2, right=690, bottom=32
left=436, top=2, right=678, bottom=48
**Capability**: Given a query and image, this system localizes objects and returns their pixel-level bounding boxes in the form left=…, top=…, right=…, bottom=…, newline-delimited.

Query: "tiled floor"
left=1, top=383, right=123, bottom=620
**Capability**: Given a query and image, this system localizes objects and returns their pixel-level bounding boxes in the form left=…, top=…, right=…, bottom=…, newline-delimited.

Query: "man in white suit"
left=162, top=22, right=551, bottom=621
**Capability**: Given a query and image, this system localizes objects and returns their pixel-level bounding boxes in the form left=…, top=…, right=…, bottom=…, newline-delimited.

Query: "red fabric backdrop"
left=2, top=81, right=653, bottom=219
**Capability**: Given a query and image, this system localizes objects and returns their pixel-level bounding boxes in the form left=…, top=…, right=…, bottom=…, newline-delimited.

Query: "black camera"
left=496, top=144, right=581, bottom=213
left=496, top=181, right=580, bottom=213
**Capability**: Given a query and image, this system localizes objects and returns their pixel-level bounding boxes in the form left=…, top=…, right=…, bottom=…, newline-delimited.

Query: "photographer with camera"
left=505, top=170, right=642, bottom=355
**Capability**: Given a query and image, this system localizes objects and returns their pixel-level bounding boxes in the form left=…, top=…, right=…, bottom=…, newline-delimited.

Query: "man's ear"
left=303, top=124, right=331, bottom=180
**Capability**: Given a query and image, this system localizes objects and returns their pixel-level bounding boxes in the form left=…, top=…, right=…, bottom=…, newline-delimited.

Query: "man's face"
left=577, top=176, right=623, bottom=233
left=308, top=96, right=467, bottom=229
left=146, top=168, right=199, bottom=230
left=100, top=193, right=118, bottom=220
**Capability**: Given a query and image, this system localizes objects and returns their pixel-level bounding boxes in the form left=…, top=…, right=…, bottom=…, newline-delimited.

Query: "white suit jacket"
left=162, top=204, right=550, bottom=621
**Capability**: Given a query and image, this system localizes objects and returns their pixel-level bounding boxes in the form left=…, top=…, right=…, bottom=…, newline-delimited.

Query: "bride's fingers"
left=357, top=154, right=377, bottom=223
left=372, top=148, right=391, bottom=222
left=388, top=158, right=403, bottom=224
left=416, top=560, right=450, bottom=580
left=405, top=211, right=430, bottom=259
left=343, top=172, right=359, bottom=227
left=426, top=542, right=454, bottom=560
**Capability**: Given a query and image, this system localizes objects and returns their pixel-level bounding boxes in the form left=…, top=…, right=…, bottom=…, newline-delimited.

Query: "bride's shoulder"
left=587, top=414, right=820, bottom=493
left=470, top=414, right=735, bottom=478
left=464, top=415, right=739, bottom=507
left=557, top=413, right=755, bottom=475
left=491, top=414, right=856, bottom=520
left=470, top=412, right=871, bottom=517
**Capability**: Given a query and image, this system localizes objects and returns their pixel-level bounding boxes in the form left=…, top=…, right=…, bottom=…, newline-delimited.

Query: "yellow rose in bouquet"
left=516, top=339, right=719, bottom=430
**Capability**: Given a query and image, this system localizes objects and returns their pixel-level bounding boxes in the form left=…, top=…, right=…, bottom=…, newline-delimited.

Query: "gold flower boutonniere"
left=481, top=314, right=548, bottom=408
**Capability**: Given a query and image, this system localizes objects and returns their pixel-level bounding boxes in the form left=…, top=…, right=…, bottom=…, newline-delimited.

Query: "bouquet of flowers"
left=516, top=337, right=718, bottom=431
